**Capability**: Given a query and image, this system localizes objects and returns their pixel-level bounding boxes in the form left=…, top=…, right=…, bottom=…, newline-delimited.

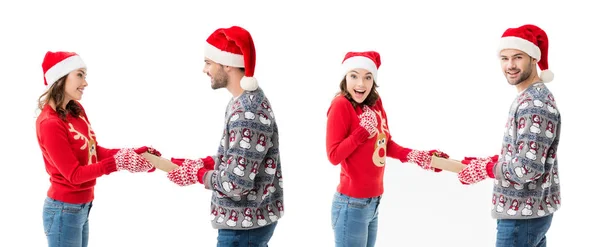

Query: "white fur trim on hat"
left=241, top=76, right=258, bottom=91
left=497, top=36, right=541, bottom=60
left=44, top=55, right=86, bottom=86
left=340, top=56, right=378, bottom=81
left=204, top=43, right=245, bottom=68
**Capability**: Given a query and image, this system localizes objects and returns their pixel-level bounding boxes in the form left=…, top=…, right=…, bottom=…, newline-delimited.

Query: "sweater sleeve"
left=496, top=93, right=559, bottom=185
left=39, top=119, right=117, bottom=184
left=326, top=97, right=370, bottom=165
left=486, top=159, right=497, bottom=178
left=202, top=99, right=275, bottom=197
left=96, top=146, right=119, bottom=160
left=387, top=139, right=413, bottom=163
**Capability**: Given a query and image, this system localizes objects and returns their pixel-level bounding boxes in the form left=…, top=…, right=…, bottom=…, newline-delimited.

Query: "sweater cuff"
left=202, top=156, right=216, bottom=170
left=97, top=146, right=119, bottom=160
left=198, top=168, right=211, bottom=186
left=102, top=158, right=118, bottom=175
left=352, top=127, right=371, bottom=144
left=388, top=146, right=412, bottom=163
left=486, top=161, right=496, bottom=179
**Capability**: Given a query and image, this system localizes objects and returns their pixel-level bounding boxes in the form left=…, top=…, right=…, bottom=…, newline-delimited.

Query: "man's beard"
left=506, top=61, right=533, bottom=86
left=211, top=68, right=229, bottom=89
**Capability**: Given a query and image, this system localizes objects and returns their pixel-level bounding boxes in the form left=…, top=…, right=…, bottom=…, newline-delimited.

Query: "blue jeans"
left=217, top=221, right=277, bottom=247
left=42, top=197, right=93, bottom=247
left=496, top=214, right=553, bottom=247
left=331, top=192, right=381, bottom=247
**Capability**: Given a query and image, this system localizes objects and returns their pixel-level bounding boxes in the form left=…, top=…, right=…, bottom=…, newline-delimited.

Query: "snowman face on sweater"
left=517, top=141, right=525, bottom=153
left=529, top=141, right=538, bottom=150
left=518, top=117, right=526, bottom=127
left=499, top=49, right=536, bottom=87
left=344, top=69, right=374, bottom=104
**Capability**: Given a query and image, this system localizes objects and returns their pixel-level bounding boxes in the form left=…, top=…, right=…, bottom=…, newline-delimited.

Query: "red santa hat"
left=340, top=51, right=381, bottom=82
left=42, top=51, right=87, bottom=86
left=497, top=24, right=554, bottom=82
left=204, top=26, right=258, bottom=91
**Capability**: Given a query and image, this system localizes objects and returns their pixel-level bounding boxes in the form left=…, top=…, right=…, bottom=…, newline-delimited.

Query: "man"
left=457, top=24, right=561, bottom=247
left=166, top=26, right=283, bottom=246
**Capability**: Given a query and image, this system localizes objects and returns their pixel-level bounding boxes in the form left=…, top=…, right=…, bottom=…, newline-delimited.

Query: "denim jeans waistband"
left=44, top=197, right=92, bottom=208
left=334, top=192, right=381, bottom=204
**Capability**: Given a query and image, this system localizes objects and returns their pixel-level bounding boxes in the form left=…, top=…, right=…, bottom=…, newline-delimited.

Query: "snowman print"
left=529, top=115, right=542, bottom=134
left=545, top=121, right=555, bottom=138
left=525, top=141, right=538, bottom=160
left=233, top=157, right=247, bottom=177
left=507, top=199, right=519, bottom=216
left=239, top=128, right=253, bottom=149
left=517, top=117, right=527, bottom=135
left=256, top=208, right=267, bottom=226
left=521, top=197, right=533, bottom=216
left=256, top=133, right=267, bottom=152
left=241, top=208, right=254, bottom=228
left=226, top=210, right=238, bottom=227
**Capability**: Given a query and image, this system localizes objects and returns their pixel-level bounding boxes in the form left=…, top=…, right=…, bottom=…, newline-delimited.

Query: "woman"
left=326, top=51, right=448, bottom=247
left=36, top=51, right=160, bottom=247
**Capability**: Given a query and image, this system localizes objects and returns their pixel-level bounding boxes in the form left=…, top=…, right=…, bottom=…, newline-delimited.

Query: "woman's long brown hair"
left=38, top=75, right=81, bottom=121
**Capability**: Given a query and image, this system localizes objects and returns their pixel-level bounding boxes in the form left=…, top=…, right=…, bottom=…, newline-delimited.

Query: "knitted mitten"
left=358, top=106, right=378, bottom=136
left=114, top=148, right=154, bottom=173
left=458, top=155, right=498, bottom=184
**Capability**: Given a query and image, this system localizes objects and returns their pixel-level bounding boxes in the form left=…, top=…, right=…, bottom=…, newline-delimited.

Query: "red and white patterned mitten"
left=114, top=148, right=154, bottom=173
left=406, top=149, right=443, bottom=171
left=171, top=156, right=215, bottom=170
left=431, top=150, right=450, bottom=159
left=167, top=159, right=204, bottom=186
left=134, top=146, right=162, bottom=156
left=358, top=106, right=378, bottom=136
left=458, top=157, right=495, bottom=185
left=170, top=158, right=186, bottom=166
left=134, top=146, right=162, bottom=172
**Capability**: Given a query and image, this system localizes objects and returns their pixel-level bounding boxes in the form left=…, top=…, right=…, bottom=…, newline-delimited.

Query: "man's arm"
left=167, top=97, right=275, bottom=198
left=459, top=90, right=559, bottom=185
left=202, top=111, right=274, bottom=197
left=498, top=101, right=559, bottom=185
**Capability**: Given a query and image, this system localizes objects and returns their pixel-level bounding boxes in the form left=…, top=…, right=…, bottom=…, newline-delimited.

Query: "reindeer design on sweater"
left=67, top=116, right=98, bottom=165
left=372, top=109, right=389, bottom=167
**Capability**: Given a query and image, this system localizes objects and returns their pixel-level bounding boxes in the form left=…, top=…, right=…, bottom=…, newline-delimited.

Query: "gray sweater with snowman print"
left=203, top=88, right=284, bottom=230
left=491, top=82, right=561, bottom=220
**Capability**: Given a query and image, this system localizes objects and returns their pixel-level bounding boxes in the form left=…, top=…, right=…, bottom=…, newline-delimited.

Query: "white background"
left=1, top=0, right=598, bottom=246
